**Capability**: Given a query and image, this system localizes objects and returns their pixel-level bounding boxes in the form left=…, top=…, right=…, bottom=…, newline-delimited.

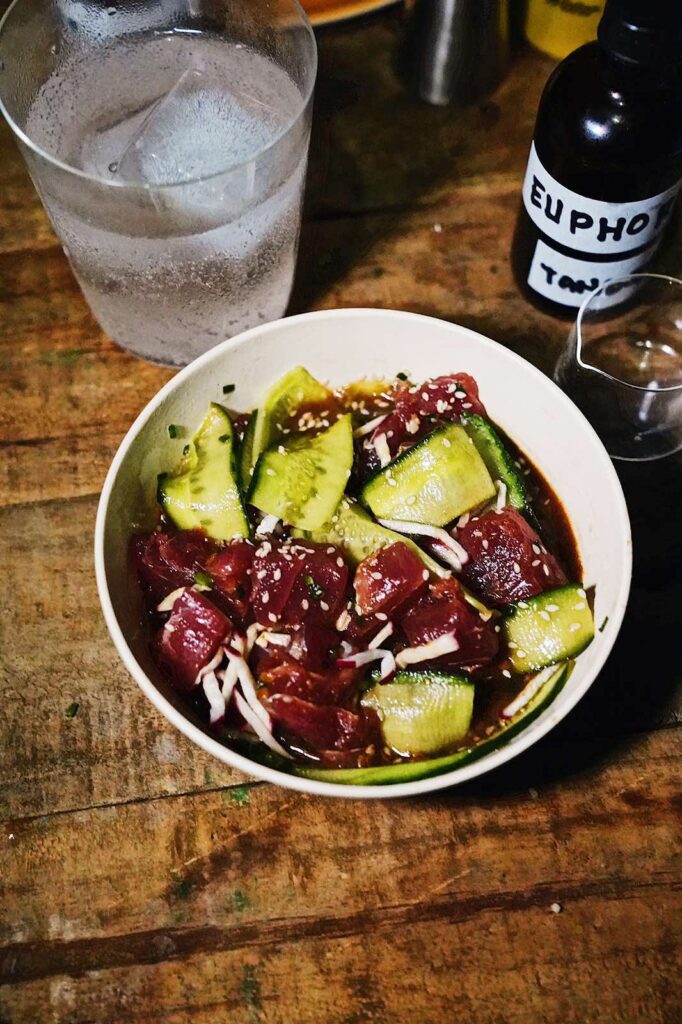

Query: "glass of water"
left=0, top=0, right=317, bottom=366
left=555, top=274, right=682, bottom=461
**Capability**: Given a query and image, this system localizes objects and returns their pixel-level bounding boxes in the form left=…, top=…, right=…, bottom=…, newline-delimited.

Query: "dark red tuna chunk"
left=400, top=578, right=499, bottom=667
left=250, top=545, right=302, bottom=625
left=266, top=694, right=379, bottom=752
left=282, top=544, right=349, bottom=627
left=157, top=589, right=230, bottom=692
left=354, top=542, right=427, bottom=618
left=132, top=529, right=218, bottom=604
left=456, top=507, right=567, bottom=606
left=258, top=653, right=359, bottom=705
left=206, top=540, right=255, bottom=625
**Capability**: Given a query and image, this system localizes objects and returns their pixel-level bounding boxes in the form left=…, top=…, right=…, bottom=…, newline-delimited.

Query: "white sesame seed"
left=406, top=495, right=417, bottom=505
left=531, top=559, right=541, bottom=567
left=517, top=650, right=527, bottom=659
left=532, top=544, right=541, bottom=555
left=539, top=610, right=551, bottom=621
left=277, top=445, right=286, bottom=455
left=442, top=437, right=452, bottom=448
left=454, top=390, right=467, bottom=399
left=387, top=478, right=397, bottom=487
left=422, top=570, right=429, bottom=581
left=371, top=572, right=382, bottom=580
left=268, top=612, right=277, bottom=623
left=578, top=588, right=587, bottom=598
left=508, top=641, right=517, bottom=649
left=513, top=562, right=521, bottom=574
left=337, top=557, right=345, bottom=568
left=262, top=592, right=270, bottom=604
left=376, top=612, right=388, bottom=621
left=545, top=604, right=559, bottom=612
left=569, top=622, right=581, bottom=632
left=421, top=392, right=429, bottom=401
left=301, top=599, right=309, bottom=611
left=462, top=402, right=472, bottom=409
left=550, top=903, right=562, bottom=914
left=482, top=539, right=489, bottom=550
left=543, top=564, right=550, bottom=576
left=320, top=601, right=329, bottom=612
left=326, top=546, right=335, bottom=554
left=502, top=669, right=512, bottom=678
left=266, top=468, right=276, bottom=477
left=574, top=602, right=586, bottom=610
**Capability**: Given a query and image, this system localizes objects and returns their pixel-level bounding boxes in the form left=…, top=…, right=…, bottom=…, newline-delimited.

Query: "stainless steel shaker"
left=406, top=0, right=510, bottom=106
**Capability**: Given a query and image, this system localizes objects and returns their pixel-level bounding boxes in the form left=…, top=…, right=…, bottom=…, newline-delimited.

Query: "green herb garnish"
left=167, top=424, right=181, bottom=439
left=182, top=444, right=190, bottom=456
left=194, top=570, right=214, bottom=589
left=218, top=434, right=230, bottom=443
left=396, top=371, right=409, bottom=381
left=65, top=702, right=79, bottom=719
left=305, top=575, right=324, bottom=600
left=222, top=383, right=236, bottom=394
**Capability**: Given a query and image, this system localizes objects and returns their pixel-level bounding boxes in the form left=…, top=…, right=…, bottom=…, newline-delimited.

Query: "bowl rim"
left=95, top=308, right=632, bottom=799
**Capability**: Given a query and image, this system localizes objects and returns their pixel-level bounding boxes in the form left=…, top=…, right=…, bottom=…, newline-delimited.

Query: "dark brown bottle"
left=512, top=0, right=682, bottom=317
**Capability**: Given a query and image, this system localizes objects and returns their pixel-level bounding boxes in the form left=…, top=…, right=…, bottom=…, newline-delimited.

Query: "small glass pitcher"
left=555, top=273, right=682, bottom=461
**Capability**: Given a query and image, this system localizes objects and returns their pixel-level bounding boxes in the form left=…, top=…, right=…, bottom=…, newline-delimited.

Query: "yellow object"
left=524, top=0, right=605, bottom=60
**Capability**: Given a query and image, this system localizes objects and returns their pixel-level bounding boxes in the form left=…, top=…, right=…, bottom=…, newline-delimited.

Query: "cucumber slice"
left=463, top=415, right=528, bottom=511
left=503, top=585, right=594, bottom=672
left=158, top=403, right=250, bottom=540
left=293, top=497, right=449, bottom=578
left=361, top=423, right=495, bottom=527
left=361, top=670, right=475, bottom=757
left=293, top=662, right=570, bottom=785
left=238, top=412, right=257, bottom=492
left=248, top=414, right=353, bottom=530
left=249, top=366, right=333, bottom=475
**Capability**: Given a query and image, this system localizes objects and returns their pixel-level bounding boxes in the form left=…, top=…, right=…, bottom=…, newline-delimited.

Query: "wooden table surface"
left=1, top=9, right=681, bottom=1023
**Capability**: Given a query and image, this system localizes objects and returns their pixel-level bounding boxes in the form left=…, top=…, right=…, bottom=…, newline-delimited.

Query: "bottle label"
left=522, top=142, right=680, bottom=256
left=527, top=238, right=655, bottom=308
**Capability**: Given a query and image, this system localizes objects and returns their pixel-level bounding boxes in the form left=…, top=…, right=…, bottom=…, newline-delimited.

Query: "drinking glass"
left=0, top=0, right=317, bottom=366
left=555, top=274, right=682, bottom=461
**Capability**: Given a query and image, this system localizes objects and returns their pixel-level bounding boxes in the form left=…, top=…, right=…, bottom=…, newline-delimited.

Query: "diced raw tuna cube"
left=266, top=694, right=379, bottom=752
left=282, top=543, right=349, bottom=627
left=132, top=529, right=217, bottom=603
left=157, top=589, right=230, bottom=692
left=400, top=578, right=499, bottom=667
left=457, top=507, right=567, bottom=606
left=354, top=542, right=427, bottom=618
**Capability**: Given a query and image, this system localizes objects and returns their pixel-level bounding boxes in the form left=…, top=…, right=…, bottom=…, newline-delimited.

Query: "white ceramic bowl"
left=95, top=309, right=631, bottom=798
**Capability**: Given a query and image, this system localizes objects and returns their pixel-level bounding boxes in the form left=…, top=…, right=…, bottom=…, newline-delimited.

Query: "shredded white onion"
left=501, top=666, right=557, bottom=719
left=219, top=659, right=239, bottom=703
left=233, top=691, right=293, bottom=759
left=336, top=648, right=392, bottom=669
left=458, top=512, right=470, bottom=529
left=256, top=514, right=281, bottom=537
left=335, top=609, right=351, bottom=631
left=353, top=413, right=388, bottom=437
left=202, top=670, right=226, bottom=724
left=396, top=632, right=459, bottom=668
left=369, top=621, right=394, bottom=649
left=374, top=434, right=392, bottom=468
left=339, top=640, right=354, bottom=658
left=377, top=518, right=469, bottom=567
left=245, top=622, right=263, bottom=654
left=495, top=479, right=508, bottom=512
left=194, top=646, right=225, bottom=687
left=156, top=587, right=186, bottom=612
left=256, top=631, right=292, bottom=649
left=225, top=651, right=271, bottom=729
left=379, top=650, right=396, bottom=681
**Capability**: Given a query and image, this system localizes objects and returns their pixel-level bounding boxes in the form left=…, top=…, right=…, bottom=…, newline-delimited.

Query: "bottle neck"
left=597, top=0, right=681, bottom=68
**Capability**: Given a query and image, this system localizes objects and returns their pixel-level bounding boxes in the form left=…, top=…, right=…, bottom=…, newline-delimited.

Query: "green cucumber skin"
left=248, top=414, right=354, bottom=531
left=294, top=498, right=449, bottom=578
left=463, top=415, right=528, bottom=512
left=503, top=585, right=594, bottom=672
left=361, top=423, right=496, bottom=527
left=291, top=663, right=570, bottom=785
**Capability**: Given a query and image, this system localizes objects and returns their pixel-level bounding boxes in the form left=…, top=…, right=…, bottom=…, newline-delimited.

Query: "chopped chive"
left=598, top=615, right=609, bottom=633
left=222, top=383, right=236, bottom=394
left=396, top=371, right=409, bottom=381
left=176, top=880, right=192, bottom=899
left=65, top=702, right=79, bottom=719
left=218, top=433, right=230, bottom=443
left=167, top=424, right=181, bottom=439
left=194, top=570, right=214, bottom=589
left=304, top=574, right=324, bottom=600
left=182, top=444, right=190, bottom=456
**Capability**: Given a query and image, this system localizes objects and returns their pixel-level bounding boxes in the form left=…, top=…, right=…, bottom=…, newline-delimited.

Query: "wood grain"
left=0, top=7, right=680, bottom=1023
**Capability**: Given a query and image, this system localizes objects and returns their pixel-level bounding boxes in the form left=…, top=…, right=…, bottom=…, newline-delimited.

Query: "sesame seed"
left=376, top=612, right=388, bottom=621
left=569, top=622, right=581, bottom=632
left=371, top=572, right=382, bottom=580
left=421, top=392, right=429, bottom=401
left=545, top=604, right=559, bottom=612
left=462, top=402, right=472, bottom=409
left=266, top=468, right=276, bottom=477
left=454, top=390, right=467, bottom=399
left=320, top=601, right=329, bottom=611
left=337, top=557, right=345, bottom=568
left=539, top=610, right=551, bottom=621
left=268, top=612, right=277, bottom=623
left=577, top=588, right=587, bottom=598
left=531, top=559, right=541, bottom=567
left=442, top=437, right=452, bottom=448
left=532, top=544, right=541, bottom=554
left=406, top=495, right=417, bottom=505
left=422, top=570, right=429, bottom=581
left=262, top=592, right=270, bottom=604
left=277, top=445, right=286, bottom=455
left=543, top=564, right=550, bottom=576
left=494, top=625, right=501, bottom=633
left=574, top=602, right=586, bottom=610
left=301, top=599, right=309, bottom=611
left=502, top=669, right=512, bottom=679
left=550, top=903, right=562, bottom=914
left=513, top=562, right=521, bottom=574
left=482, top=539, right=489, bottom=550
left=517, top=650, right=527, bottom=659
left=508, top=641, right=517, bottom=649
left=387, top=478, right=397, bottom=487
left=273, top=568, right=281, bottom=581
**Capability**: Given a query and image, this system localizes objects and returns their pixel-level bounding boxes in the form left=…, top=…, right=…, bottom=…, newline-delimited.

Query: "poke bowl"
left=95, top=308, right=631, bottom=798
